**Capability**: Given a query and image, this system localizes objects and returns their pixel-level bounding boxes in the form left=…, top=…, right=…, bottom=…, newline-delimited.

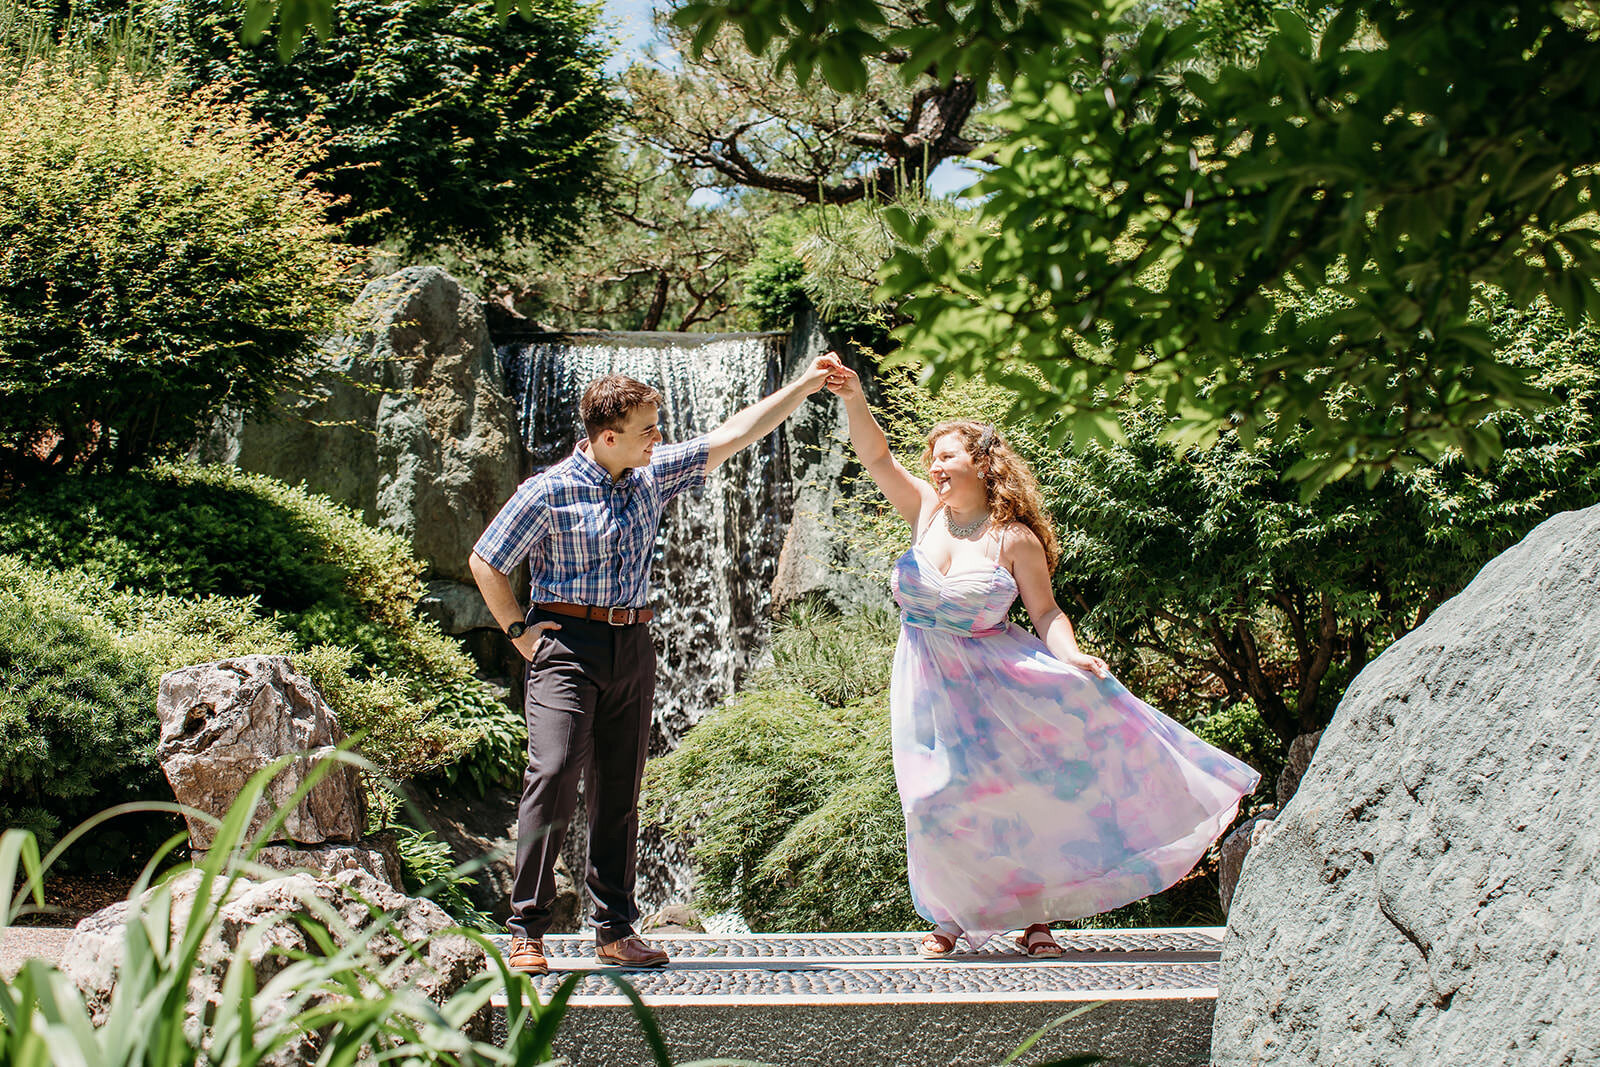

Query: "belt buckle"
left=605, top=606, right=631, bottom=627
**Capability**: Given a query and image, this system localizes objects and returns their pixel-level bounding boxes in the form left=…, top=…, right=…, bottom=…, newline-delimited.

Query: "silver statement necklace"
left=944, top=507, right=991, bottom=539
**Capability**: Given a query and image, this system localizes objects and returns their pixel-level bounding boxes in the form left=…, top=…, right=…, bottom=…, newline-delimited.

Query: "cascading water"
left=496, top=330, right=792, bottom=913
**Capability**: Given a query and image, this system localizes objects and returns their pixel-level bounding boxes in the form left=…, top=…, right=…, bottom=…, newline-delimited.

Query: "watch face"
left=507, top=621, right=528, bottom=639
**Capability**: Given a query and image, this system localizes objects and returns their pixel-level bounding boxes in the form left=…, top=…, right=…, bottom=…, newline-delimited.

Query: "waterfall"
left=496, top=330, right=792, bottom=912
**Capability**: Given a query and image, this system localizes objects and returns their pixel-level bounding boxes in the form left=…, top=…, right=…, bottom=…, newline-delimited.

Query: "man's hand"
left=800, top=353, right=846, bottom=394
left=820, top=352, right=860, bottom=401
left=512, top=620, right=562, bottom=662
left=706, top=352, right=853, bottom=470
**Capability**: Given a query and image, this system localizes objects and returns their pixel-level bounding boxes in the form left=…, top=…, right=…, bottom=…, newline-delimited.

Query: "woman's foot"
left=1015, top=922, right=1062, bottom=959
left=918, top=929, right=960, bottom=958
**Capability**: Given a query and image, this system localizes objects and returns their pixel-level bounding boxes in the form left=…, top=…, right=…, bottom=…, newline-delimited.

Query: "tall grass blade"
left=0, top=828, right=44, bottom=924
left=1000, top=1000, right=1108, bottom=1064
left=600, top=972, right=676, bottom=1067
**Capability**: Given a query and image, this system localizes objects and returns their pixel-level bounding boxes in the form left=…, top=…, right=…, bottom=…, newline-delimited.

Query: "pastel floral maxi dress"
left=889, top=525, right=1261, bottom=948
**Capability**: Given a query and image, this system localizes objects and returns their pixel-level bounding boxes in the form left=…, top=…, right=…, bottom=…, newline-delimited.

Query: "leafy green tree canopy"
left=0, top=67, right=355, bottom=477
left=666, top=0, right=1600, bottom=484
left=170, top=0, right=617, bottom=252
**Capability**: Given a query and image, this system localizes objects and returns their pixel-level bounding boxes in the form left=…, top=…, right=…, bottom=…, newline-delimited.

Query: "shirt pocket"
left=552, top=506, right=606, bottom=568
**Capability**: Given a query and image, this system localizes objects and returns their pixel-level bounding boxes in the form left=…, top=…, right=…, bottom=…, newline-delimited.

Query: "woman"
left=822, top=358, right=1260, bottom=958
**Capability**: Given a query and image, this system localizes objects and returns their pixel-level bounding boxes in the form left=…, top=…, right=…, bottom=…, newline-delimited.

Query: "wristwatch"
left=505, top=620, right=528, bottom=639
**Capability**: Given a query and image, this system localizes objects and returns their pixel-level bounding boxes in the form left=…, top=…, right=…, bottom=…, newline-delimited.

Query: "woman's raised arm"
left=823, top=356, right=935, bottom=527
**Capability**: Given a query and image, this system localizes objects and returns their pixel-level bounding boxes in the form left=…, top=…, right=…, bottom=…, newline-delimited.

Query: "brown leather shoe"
left=595, top=935, right=670, bottom=968
left=507, top=937, right=549, bottom=975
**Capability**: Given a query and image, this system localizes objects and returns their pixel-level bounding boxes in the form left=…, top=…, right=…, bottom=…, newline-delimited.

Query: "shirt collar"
left=573, top=441, right=637, bottom=488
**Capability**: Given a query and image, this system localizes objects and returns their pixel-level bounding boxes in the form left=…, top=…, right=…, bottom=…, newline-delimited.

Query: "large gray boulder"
left=157, top=656, right=365, bottom=852
left=199, top=266, right=522, bottom=601
left=63, top=868, right=488, bottom=1063
left=1213, top=504, right=1600, bottom=1066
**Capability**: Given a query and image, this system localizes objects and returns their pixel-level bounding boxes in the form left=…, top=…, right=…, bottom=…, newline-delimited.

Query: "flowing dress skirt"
left=891, top=607, right=1261, bottom=949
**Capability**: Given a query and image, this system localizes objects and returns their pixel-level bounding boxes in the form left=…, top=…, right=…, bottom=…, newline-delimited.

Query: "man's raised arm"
left=703, top=356, right=839, bottom=470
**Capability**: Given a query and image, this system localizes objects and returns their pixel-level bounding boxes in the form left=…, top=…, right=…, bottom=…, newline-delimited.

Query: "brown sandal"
left=918, top=930, right=959, bottom=958
left=1016, top=923, right=1062, bottom=959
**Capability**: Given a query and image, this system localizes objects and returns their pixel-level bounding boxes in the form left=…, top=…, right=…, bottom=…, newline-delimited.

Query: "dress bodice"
left=891, top=545, right=1019, bottom=637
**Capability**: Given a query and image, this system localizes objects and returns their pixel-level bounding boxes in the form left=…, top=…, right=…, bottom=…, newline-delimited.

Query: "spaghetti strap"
left=915, top=505, right=946, bottom=546
left=986, top=523, right=1005, bottom=562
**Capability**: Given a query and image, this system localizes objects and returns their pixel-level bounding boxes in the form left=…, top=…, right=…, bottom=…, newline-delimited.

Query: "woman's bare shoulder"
left=995, top=521, right=1044, bottom=567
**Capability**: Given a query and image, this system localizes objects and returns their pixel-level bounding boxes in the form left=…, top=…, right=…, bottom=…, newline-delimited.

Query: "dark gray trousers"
left=507, top=607, right=654, bottom=943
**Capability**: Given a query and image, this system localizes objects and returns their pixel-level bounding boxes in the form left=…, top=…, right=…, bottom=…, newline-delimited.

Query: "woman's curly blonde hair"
left=922, top=420, right=1060, bottom=572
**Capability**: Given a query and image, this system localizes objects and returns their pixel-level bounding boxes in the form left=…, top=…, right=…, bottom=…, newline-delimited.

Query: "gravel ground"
left=1, top=927, right=72, bottom=980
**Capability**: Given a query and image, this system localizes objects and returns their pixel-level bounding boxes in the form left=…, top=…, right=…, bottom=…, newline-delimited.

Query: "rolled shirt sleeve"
left=649, top=437, right=710, bottom=502
left=472, top=476, right=552, bottom=574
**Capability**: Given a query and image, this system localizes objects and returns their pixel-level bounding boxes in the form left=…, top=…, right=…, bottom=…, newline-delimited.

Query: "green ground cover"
left=0, top=463, right=525, bottom=919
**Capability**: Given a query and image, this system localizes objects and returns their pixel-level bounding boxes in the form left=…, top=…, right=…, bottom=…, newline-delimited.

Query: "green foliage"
left=1038, top=294, right=1600, bottom=744
left=740, top=217, right=810, bottom=331
left=676, top=0, right=1600, bottom=484
left=757, top=595, right=898, bottom=706
left=645, top=685, right=919, bottom=931
left=453, top=140, right=770, bottom=332
left=0, top=761, right=594, bottom=1066
left=391, top=823, right=496, bottom=931
left=0, top=560, right=161, bottom=850
left=166, top=0, right=617, bottom=252
left=0, top=463, right=493, bottom=795
left=0, top=65, right=354, bottom=478
left=432, top=680, right=529, bottom=796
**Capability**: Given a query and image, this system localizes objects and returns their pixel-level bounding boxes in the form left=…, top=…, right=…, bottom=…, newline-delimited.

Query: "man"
left=468, top=357, right=841, bottom=973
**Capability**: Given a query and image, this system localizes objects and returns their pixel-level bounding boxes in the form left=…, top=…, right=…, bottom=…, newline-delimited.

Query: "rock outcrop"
left=157, top=655, right=406, bottom=888
left=198, top=266, right=523, bottom=613
left=157, top=656, right=365, bottom=852
left=1213, top=504, right=1600, bottom=1066
left=63, top=868, right=487, bottom=1063
left=1216, top=808, right=1277, bottom=915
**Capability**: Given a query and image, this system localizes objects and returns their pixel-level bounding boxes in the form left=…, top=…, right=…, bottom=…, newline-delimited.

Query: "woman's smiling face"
left=927, top=432, right=986, bottom=504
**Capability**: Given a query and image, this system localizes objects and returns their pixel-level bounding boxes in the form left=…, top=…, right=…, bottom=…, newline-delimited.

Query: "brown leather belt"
left=534, top=602, right=654, bottom=626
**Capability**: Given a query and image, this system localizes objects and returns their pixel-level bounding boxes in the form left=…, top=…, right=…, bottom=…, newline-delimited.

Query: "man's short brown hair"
left=580, top=375, right=663, bottom=438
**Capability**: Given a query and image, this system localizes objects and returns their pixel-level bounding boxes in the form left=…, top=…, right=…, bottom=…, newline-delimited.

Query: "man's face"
left=604, top=403, right=662, bottom=469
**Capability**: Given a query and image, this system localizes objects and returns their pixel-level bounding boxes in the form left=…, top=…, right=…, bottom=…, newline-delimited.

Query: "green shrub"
left=432, top=679, right=528, bottom=796
left=0, top=461, right=462, bottom=688
left=0, top=66, right=356, bottom=477
left=0, top=463, right=505, bottom=866
left=644, top=686, right=918, bottom=932
left=0, top=560, right=160, bottom=848
left=756, top=595, right=898, bottom=707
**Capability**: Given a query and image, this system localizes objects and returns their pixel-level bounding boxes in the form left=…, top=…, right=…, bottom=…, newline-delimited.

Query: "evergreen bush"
left=643, top=604, right=917, bottom=930
left=0, top=561, right=160, bottom=849
left=0, top=463, right=524, bottom=868
left=0, top=66, right=356, bottom=477
left=1, top=462, right=462, bottom=689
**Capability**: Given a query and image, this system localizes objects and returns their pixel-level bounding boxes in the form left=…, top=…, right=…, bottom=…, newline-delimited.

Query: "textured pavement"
left=495, top=929, right=1224, bottom=1006
left=0, top=927, right=73, bottom=980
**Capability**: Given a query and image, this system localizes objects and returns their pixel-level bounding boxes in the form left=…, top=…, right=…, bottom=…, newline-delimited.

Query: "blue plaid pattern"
left=473, top=438, right=709, bottom=608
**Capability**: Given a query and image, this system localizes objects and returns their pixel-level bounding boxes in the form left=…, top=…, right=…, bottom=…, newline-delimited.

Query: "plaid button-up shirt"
left=473, top=438, right=710, bottom=608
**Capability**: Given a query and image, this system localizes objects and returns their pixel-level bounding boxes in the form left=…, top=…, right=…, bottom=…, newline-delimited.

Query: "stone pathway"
left=492, top=930, right=1222, bottom=1066
left=0, top=927, right=73, bottom=981
left=493, top=928, right=1222, bottom=1005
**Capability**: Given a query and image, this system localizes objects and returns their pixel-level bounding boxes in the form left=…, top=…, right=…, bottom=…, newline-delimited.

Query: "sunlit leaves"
left=668, top=0, right=1600, bottom=483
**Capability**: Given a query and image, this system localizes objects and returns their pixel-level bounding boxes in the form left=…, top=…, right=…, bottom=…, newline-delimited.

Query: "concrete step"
left=490, top=929, right=1221, bottom=1066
